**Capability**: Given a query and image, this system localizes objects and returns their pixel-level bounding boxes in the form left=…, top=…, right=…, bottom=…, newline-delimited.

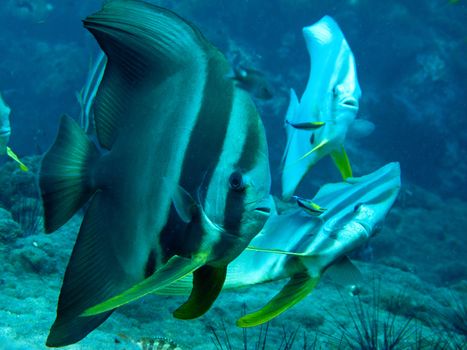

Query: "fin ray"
left=46, top=193, right=142, bottom=347
left=39, top=115, right=99, bottom=232
left=82, top=255, right=205, bottom=316
left=83, top=1, right=208, bottom=149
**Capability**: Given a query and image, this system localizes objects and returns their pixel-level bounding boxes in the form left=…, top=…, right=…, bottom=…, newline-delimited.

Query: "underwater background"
left=0, top=0, right=465, bottom=349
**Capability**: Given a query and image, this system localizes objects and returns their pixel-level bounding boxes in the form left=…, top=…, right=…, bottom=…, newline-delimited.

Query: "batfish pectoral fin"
left=325, top=256, right=362, bottom=286
left=171, top=182, right=197, bottom=223
left=82, top=255, right=206, bottom=316
left=173, top=265, right=227, bottom=319
left=236, top=272, right=320, bottom=327
left=330, top=146, right=352, bottom=179
left=348, top=119, right=375, bottom=139
left=6, top=146, right=28, bottom=171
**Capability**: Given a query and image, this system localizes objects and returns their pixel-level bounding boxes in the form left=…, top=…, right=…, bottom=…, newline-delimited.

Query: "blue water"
left=0, top=1, right=466, bottom=348
left=1, top=0, right=466, bottom=199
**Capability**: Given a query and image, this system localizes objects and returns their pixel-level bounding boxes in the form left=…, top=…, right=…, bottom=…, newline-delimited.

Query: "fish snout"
left=338, top=96, right=359, bottom=111
left=334, top=84, right=359, bottom=111
left=0, top=127, right=11, bottom=137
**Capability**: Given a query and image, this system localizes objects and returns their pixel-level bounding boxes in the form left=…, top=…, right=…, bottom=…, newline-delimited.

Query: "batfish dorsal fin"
left=173, top=265, right=227, bottom=319
left=83, top=0, right=210, bottom=149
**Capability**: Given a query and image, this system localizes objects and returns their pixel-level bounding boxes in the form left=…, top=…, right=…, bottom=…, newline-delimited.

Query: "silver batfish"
left=282, top=16, right=363, bottom=199
left=158, top=163, right=400, bottom=326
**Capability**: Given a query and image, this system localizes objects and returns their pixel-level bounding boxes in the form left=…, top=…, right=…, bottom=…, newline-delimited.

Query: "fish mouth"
left=0, top=129, right=10, bottom=137
left=254, top=206, right=271, bottom=216
left=251, top=196, right=273, bottom=217
left=339, top=97, right=359, bottom=110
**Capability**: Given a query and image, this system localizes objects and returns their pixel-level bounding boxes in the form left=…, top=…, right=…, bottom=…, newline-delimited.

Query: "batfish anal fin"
left=39, top=115, right=99, bottom=233
left=6, top=146, right=28, bottom=171
left=330, top=146, right=352, bottom=179
left=46, top=193, right=139, bottom=347
left=82, top=255, right=206, bottom=316
left=237, top=272, right=320, bottom=327
left=325, top=256, right=362, bottom=286
left=173, top=265, right=227, bottom=319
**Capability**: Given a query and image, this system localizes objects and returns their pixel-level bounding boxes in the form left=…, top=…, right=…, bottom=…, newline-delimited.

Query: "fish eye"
left=229, top=171, right=245, bottom=192
left=333, top=84, right=345, bottom=96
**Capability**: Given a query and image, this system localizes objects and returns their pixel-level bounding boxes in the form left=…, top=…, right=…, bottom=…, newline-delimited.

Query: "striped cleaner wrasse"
left=0, top=92, right=28, bottom=171
left=39, top=0, right=271, bottom=346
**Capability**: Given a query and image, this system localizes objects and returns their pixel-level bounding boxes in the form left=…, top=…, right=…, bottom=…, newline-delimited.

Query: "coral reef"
left=0, top=0, right=465, bottom=348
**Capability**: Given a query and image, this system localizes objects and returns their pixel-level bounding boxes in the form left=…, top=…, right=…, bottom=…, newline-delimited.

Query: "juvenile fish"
left=229, top=65, right=274, bottom=100
left=285, top=119, right=325, bottom=130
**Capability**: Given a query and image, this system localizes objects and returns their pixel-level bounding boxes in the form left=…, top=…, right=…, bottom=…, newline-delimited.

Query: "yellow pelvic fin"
left=236, top=273, right=320, bottom=327
left=298, top=139, right=329, bottom=161
left=82, top=255, right=205, bottom=316
left=173, top=265, right=227, bottom=320
left=330, top=146, right=352, bottom=179
left=6, top=147, right=28, bottom=171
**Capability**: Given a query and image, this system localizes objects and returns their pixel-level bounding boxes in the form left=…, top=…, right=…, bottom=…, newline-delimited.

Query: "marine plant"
left=440, top=290, right=466, bottom=336
left=209, top=305, right=302, bottom=350
left=324, top=284, right=419, bottom=350
left=11, top=196, right=43, bottom=236
left=428, top=290, right=467, bottom=349
left=209, top=303, right=329, bottom=350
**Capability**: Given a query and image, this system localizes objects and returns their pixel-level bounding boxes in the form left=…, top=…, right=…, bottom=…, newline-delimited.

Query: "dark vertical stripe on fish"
left=159, top=51, right=233, bottom=260
left=235, top=116, right=260, bottom=171
left=179, top=53, right=233, bottom=192
left=222, top=108, right=261, bottom=235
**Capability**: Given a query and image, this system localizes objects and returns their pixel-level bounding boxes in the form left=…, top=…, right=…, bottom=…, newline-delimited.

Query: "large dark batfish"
left=40, top=0, right=271, bottom=346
